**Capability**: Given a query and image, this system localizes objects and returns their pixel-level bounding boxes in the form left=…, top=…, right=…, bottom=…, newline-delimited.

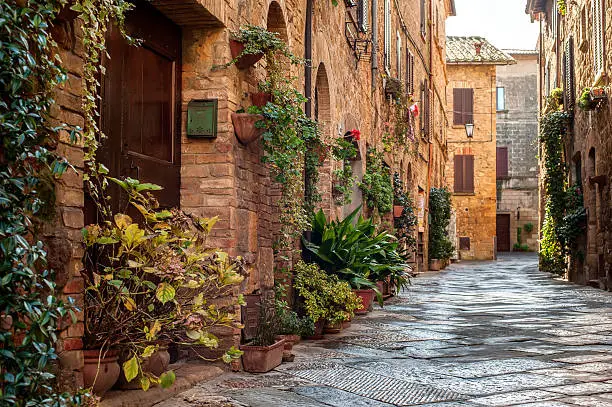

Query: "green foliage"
left=331, top=137, right=358, bottom=206
left=274, top=276, right=316, bottom=337
left=523, top=223, right=534, bottom=234
left=293, top=262, right=362, bottom=325
left=303, top=119, right=326, bottom=218
left=302, top=208, right=410, bottom=295
left=513, top=227, right=530, bottom=251
left=559, top=185, right=587, bottom=252
left=82, top=179, right=246, bottom=389
left=360, top=148, right=393, bottom=214
left=428, top=187, right=454, bottom=261
left=0, top=1, right=87, bottom=404
left=382, top=91, right=417, bottom=155
left=576, top=87, right=606, bottom=111
left=392, top=173, right=418, bottom=252
left=557, top=0, right=566, bottom=15
left=539, top=111, right=570, bottom=274
left=543, top=87, right=564, bottom=114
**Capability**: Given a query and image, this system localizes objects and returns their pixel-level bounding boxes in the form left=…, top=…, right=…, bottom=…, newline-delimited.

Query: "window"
left=592, top=0, right=604, bottom=77
left=459, top=237, right=471, bottom=251
left=579, top=6, right=587, bottom=47
left=563, top=37, right=575, bottom=110
left=358, top=0, right=368, bottom=32
left=453, top=88, right=474, bottom=125
left=420, top=0, right=426, bottom=38
left=496, top=147, right=509, bottom=179
left=406, top=50, right=415, bottom=94
left=421, top=80, right=430, bottom=137
left=496, top=87, right=506, bottom=111
left=396, top=32, right=402, bottom=78
left=454, top=154, right=474, bottom=193
left=384, top=0, right=391, bottom=72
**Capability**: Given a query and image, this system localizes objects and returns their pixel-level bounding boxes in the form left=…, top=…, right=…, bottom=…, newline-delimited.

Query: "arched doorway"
left=266, top=1, right=288, bottom=42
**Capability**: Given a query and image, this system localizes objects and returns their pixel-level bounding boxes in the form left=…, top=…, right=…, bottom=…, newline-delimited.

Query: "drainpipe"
left=305, top=0, right=313, bottom=117
left=425, top=0, right=434, bottom=269
left=371, top=0, right=378, bottom=91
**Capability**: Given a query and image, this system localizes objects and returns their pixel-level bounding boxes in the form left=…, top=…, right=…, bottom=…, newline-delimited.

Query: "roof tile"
left=446, top=36, right=516, bottom=65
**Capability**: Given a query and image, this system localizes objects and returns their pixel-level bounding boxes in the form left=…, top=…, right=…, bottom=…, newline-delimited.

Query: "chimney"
left=474, top=42, right=483, bottom=56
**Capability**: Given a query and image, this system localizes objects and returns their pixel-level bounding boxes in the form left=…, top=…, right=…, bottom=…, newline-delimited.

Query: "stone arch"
left=314, top=63, right=331, bottom=139
left=266, top=1, right=288, bottom=43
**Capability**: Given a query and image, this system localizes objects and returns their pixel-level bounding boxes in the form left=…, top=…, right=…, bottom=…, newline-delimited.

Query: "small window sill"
left=496, top=109, right=509, bottom=113
left=452, top=125, right=468, bottom=129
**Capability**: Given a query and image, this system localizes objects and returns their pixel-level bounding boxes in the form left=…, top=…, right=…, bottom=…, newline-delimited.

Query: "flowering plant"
left=348, top=129, right=361, bottom=141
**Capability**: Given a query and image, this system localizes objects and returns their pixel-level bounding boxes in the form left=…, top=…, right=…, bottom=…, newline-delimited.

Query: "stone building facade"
left=47, top=0, right=456, bottom=387
left=496, top=50, right=540, bottom=252
left=527, top=0, right=612, bottom=288
left=445, top=36, right=515, bottom=260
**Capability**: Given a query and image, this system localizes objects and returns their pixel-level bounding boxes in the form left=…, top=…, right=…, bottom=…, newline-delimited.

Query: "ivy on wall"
left=359, top=147, right=393, bottom=214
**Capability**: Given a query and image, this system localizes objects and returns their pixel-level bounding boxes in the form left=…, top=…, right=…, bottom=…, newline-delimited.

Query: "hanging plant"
left=331, top=133, right=358, bottom=206
left=359, top=148, right=393, bottom=214
left=392, top=173, right=417, bottom=252
left=557, top=0, right=567, bottom=16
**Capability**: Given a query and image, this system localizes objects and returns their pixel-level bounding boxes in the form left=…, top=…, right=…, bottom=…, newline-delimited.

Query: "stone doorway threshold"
left=100, top=362, right=226, bottom=407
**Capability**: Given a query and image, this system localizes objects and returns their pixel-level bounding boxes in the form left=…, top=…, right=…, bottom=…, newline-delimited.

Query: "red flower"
left=350, top=129, right=361, bottom=141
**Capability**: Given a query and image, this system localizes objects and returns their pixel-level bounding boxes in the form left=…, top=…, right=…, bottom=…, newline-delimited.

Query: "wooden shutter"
left=496, top=147, right=508, bottom=179
left=453, top=88, right=473, bottom=125
left=464, top=89, right=474, bottom=124
left=420, top=0, right=426, bottom=36
left=422, top=80, right=430, bottom=136
left=563, top=37, right=575, bottom=110
left=453, top=88, right=463, bottom=125
left=454, top=155, right=464, bottom=192
left=358, top=0, right=368, bottom=32
left=405, top=51, right=415, bottom=94
left=464, top=155, right=474, bottom=192
left=592, top=0, right=604, bottom=76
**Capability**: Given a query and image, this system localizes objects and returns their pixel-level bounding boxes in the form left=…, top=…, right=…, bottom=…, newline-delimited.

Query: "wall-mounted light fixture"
left=465, top=123, right=474, bottom=138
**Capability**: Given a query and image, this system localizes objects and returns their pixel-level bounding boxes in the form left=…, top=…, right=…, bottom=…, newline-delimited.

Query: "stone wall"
left=496, top=52, right=540, bottom=252
left=446, top=64, right=497, bottom=260
left=534, top=0, right=612, bottom=287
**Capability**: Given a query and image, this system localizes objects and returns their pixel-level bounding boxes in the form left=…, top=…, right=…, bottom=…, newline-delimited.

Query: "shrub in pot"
left=428, top=187, right=454, bottom=266
left=240, top=297, right=285, bottom=373
left=82, top=178, right=246, bottom=393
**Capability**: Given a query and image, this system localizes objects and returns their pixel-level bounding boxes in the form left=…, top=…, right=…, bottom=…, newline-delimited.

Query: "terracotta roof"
left=446, top=36, right=516, bottom=65
left=503, top=49, right=539, bottom=55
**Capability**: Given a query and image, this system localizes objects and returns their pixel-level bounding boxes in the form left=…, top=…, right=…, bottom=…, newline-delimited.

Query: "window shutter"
left=384, top=0, right=391, bottom=72
left=454, top=155, right=464, bottom=192
left=496, top=147, right=508, bottom=179
left=563, top=37, right=575, bottom=110
left=423, top=80, right=430, bottom=136
left=465, top=155, right=474, bottom=193
left=592, top=0, right=604, bottom=75
left=464, top=88, right=474, bottom=124
left=453, top=88, right=463, bottom=125
left=397, top=33, right=402, bottom=78
left=358, top=0, right=368, bottom=32
left=420, top=0, right=426, bottom=36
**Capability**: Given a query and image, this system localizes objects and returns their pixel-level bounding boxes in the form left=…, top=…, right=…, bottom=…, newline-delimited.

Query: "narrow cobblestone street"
left=158, top=254, right=612, bottom=407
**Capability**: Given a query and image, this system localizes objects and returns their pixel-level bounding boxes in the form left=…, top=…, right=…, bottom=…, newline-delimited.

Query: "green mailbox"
left=187, top=99, right=217, bottom=138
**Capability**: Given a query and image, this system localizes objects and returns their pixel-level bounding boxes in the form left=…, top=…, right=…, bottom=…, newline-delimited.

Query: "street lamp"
left=465, top=123, right=474, bottom=138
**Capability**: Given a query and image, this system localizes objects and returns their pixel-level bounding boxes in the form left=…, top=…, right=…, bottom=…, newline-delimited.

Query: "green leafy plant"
left=293, top=261, right=361, bottom=325
left=331, top=135, right=358, bottom=206
left=302, top=208, right=410, bottom=295
left=360, top=148, right=393, bottom=214
left=274, top=275, right=316, bottom=337
left=557, top=0, right=566, bottom=15
left=392, top=173, right=418, bottom=252
left=513, top=227, right=530, bottom=251
left=428, top=187, right=454, bottom=261
left=82, top=178, right=246, bottom=390
left=523, top=223, right=534, bottom=234
left=250, top=296, right=282, bottom=347
left=577, top=87, right=606, bottom=111
left=559, top=185, right=587, bottom=253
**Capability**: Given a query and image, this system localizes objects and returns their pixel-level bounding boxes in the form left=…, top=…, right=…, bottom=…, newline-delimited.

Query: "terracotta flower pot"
left=117, top=346, right=171, bottom=390
left=231, top=113, right=265, bottom=145
left=429, top=259, right=441, bottom=271
left=353, top=289, right=375, bottom=315
left=251, top=92, right=272, bottom=107
left=229, top=39, right=264, bottom=69
left=323, top=320, right=343, bottom=334
left=83, top=349, right=121, bottom=395
left=240, top=338, right=285, bottom=373
left=305, top=319, right=325, bottom=340
left=393, top=205, right=404, bottom=218
left=376, top=280, right=385, bottom=295
left=342, top=319, right=352, bottom=329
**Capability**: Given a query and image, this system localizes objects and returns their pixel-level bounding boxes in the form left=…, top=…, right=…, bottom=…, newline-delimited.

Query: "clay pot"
left=251, top=92, right=272, bottom=107
left=117, top=346, right=171, bottom=389
left=323, top=321, right=343, bottom=334
left=240, top=338, right=285, bottom=373
left=305, top=319, right=325, bottom=340
left=229, top=39, right=264, bottom=69
left=231, top=113, right=265, bottom=145
left=429, top=259, right=441, bottom=271
left=342, top=319, right=352, bottom=329
left=353, top=289, right=375, bottom=315
left=393, top=205, right=404, bottom=218
left=83, top=349, right=120, bottom=395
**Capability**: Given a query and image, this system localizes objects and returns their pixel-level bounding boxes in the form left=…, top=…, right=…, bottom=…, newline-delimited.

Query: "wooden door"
left=100, top=0, right=181, bottom=210
left=496, top=214, right=511, bottom=252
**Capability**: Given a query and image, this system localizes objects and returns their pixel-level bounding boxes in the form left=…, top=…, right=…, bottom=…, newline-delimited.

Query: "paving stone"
left=292, top=386, right=396, bottom=407
left=546, top=381, right=612, bottom=396
left=468, top=390, right=562, bottom=406
left=437, top=358, right=560, bottom=378
left=553, top=354, right=612, bottom=364
left=568, top=362, right=612, bottom=373
left=559, top=395, right=612, bottom=406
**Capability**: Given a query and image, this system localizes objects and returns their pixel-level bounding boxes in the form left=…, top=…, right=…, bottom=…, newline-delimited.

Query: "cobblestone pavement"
left=157, top=254, right=612, bottom=407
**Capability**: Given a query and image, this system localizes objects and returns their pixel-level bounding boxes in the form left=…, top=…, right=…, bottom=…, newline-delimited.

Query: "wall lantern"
left=465, top=123, right=474, bottom=138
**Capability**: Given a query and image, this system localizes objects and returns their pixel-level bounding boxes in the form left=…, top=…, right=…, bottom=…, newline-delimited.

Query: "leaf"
left=155, top=210, right=172, bottom=220
left=237, top=294, right=246, bottom=306
left=96, top=236, right=120, bottom=245
left=114, top=213, right=132, bottom=229
left=135, top=182, right=163, bottom=192
left=122, top=296, right=136, bottom=311
left=149, top=320, right=162, bottom=339
left=159, top=371, right=175, bottom=389
left=140, top=376, right=151, bottom=392
left=123, top=223, right=146, bottom=248
left=127, top=260, right=143, bottom=268
left=186, top=330, right=201, bottom=340
left=123, top=356, right=139, bottom=383
left=141, top=345, right=157, bottom=358
left=156, top=283, right=175, bottom=304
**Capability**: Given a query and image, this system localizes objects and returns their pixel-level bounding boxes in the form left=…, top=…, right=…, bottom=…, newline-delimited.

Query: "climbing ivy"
left=428, top=187, right=454, bottom=261
left=539, top=111, right=570, bottom=274
left=359, top=147, right=393, bottom=214
left=392, top=173, right=417, bottom=252
left=0, top=1, right=85, bottom=405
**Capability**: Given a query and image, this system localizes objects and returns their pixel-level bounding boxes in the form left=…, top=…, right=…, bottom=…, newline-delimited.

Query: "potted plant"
left=231, top=110, right=265, bottom=144
left=429, top=259, right=442, bottom=271
left=82, top=177, right=245, bottom=394
left=82, top=349, right=121, bottom=395
left=428, top=187, right=454, bottom=269
left=577, top=86, right=607, bottom=111
left=251, top=81, right=273, bottom=108
left=240, top=297, right=285, bottom=373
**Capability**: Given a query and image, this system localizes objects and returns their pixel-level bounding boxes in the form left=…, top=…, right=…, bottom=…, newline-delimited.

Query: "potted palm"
left=240, top=297, right=286, bottom=373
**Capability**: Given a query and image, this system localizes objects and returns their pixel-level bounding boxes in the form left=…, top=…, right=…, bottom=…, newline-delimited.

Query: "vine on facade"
left=392, top=173, right=418, bottom=252
left=360, top=147, right=393, bottom=214
left=331, top=133, right=358, bottom=206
